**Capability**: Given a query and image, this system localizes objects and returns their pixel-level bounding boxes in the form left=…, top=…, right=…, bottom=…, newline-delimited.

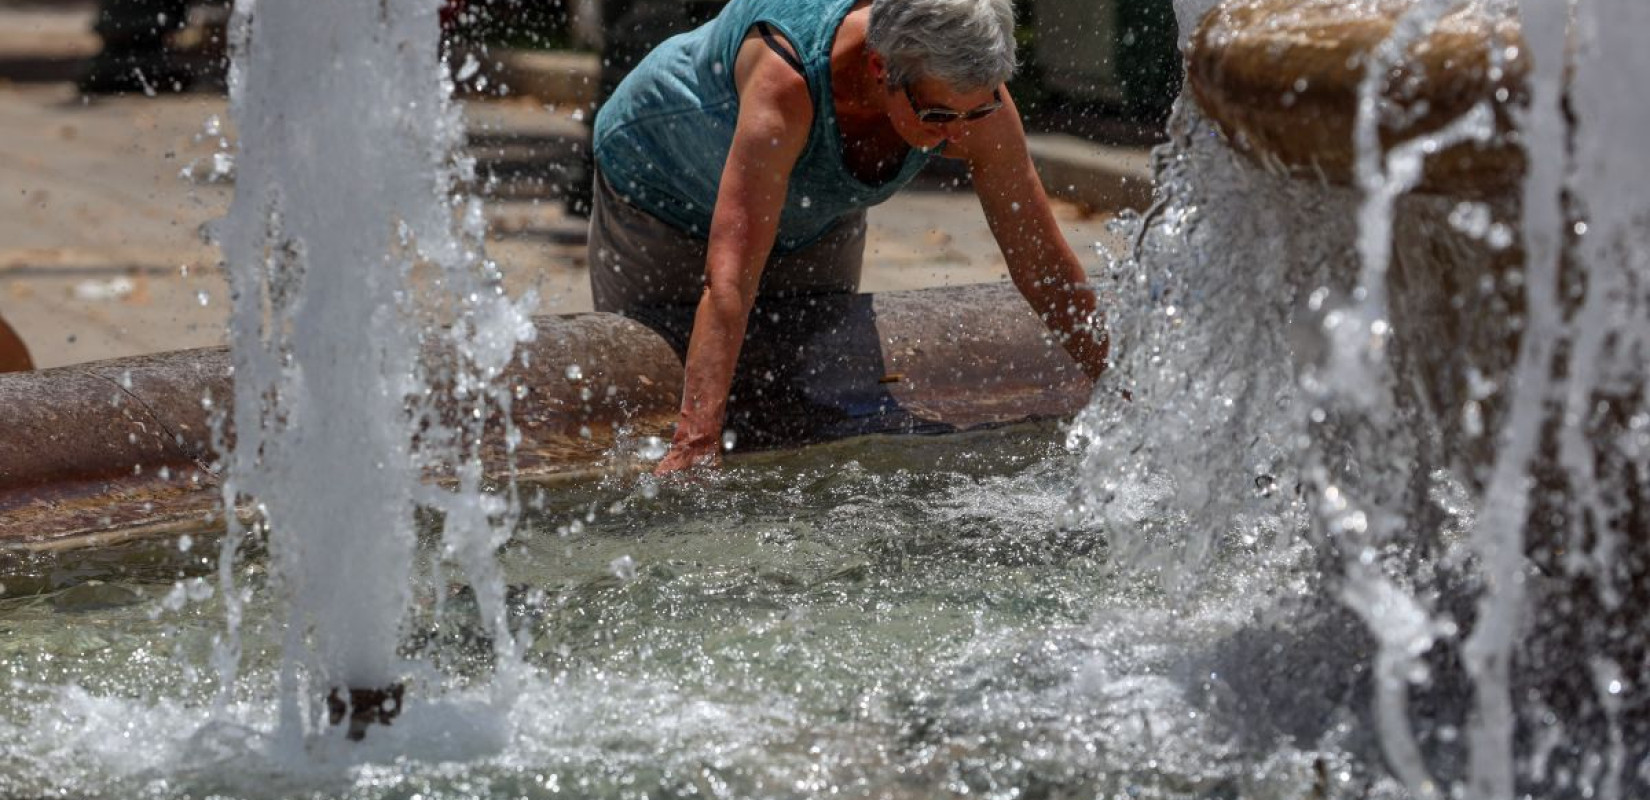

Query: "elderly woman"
left=590, top=0, right=1109, bottom=474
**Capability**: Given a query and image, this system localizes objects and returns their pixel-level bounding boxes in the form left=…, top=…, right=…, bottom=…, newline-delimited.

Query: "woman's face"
left=872, top=58, right=1002, bottom=150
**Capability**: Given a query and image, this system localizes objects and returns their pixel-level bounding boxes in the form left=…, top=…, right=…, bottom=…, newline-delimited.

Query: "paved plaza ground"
left=0, top=2, right=1134, bottom=370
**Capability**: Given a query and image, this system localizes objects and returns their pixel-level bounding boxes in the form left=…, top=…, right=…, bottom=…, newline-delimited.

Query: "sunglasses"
left=902, top=85, right=1004, bottom=125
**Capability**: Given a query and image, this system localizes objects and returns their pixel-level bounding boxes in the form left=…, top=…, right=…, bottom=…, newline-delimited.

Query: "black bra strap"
left=755, top=21, right=807, bottom=77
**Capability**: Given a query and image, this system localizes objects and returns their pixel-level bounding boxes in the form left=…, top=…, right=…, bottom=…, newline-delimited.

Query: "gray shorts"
left=588, top=168, right=867, bottom=352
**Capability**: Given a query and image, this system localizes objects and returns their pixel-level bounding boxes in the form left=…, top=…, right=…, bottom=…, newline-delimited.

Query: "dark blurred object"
left=79, top=0, right=194, bottom=94
left=440, top=0, right=468, bottom=31
left=0, top=316, right=32, bottom=374
left=326, top=683, right=405, bottom=741
left=444, top=0, right=570, bottom=48
left=1024, top=0, right=1180, bottom=126
left=564, top=0, right=725, bottom=218
left=78, top=0, right=470, bottom=95
left=596, top=0, right=724, bottom=100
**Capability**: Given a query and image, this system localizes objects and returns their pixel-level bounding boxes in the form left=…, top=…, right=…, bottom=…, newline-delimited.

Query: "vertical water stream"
left=215, top=0, right=534, bottom=741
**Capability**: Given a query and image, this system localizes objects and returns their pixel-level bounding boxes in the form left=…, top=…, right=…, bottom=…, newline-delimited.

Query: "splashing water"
left=3, top=0, right=1647, bottom=796
left=0, top=427, right=1361, bottom=798
left=213, top=0, right=534, bottom=745
left=1073, top=0, right=1650, bottom=796
left=1066, top=103, right=1330, bottom=585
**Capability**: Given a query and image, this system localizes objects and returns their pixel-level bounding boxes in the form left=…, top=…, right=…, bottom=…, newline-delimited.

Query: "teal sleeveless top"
left=593, top=0, right=937, bottom=254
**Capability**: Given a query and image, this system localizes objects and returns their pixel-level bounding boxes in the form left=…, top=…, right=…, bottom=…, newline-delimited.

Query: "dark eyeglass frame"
left=902, top=85, right=1005, bottom=125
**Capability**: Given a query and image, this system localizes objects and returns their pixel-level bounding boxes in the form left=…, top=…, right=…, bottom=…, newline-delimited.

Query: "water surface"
left=0, top=424, right=1375, bottom=799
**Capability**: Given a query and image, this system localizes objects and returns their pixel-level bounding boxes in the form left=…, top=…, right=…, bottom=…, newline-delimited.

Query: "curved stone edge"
left=0, top=281, right=1092, bottom=551
left=0, top=349, right=230, bottom=498
left=1187, top=0, right=1529, bottom=197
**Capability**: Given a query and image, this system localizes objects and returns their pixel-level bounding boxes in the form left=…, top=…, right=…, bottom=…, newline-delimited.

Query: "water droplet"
left=456, top=54, right=480, bottom=82
left=610, top=555, right=638, bottom=581
left=1463, top=401, right=1484, bottom=437
left=721, top=430, right=738, bottom=452
left=1341, top=510, right=1368, bottom=535
left=196, top=290, right=211, bottom=306
left=565, top=364, right=583, bottom=381
left=637, top=436, right=668, bottom=460
left=1447, top=201, right=1491, bottom=238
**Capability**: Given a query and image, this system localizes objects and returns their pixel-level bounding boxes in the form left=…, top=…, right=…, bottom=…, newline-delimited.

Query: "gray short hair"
left=867, top=0, right=1018, bottom=92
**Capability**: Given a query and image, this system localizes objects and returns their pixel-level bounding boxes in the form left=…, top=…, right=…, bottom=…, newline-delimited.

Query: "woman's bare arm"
left=947, top=89, right=1109, bottom=382
left=654, top=41, right=814, bottom=475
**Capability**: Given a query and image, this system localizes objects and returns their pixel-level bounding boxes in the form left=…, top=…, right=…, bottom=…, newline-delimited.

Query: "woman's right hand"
left=652, top=430, right=722, bottom=476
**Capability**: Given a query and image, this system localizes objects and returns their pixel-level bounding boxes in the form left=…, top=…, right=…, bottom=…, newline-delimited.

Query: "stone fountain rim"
left=1186, top=0, right=1530, bottom=198
left=0, top=280, right=1094, bottom=554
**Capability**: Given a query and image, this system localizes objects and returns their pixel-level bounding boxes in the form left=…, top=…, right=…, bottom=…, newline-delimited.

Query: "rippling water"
left=0, top=425, right=1407, bottom=799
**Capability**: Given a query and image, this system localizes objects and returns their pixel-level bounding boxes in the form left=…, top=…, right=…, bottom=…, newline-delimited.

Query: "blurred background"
left=0, top=0, right=1177, bottom=371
